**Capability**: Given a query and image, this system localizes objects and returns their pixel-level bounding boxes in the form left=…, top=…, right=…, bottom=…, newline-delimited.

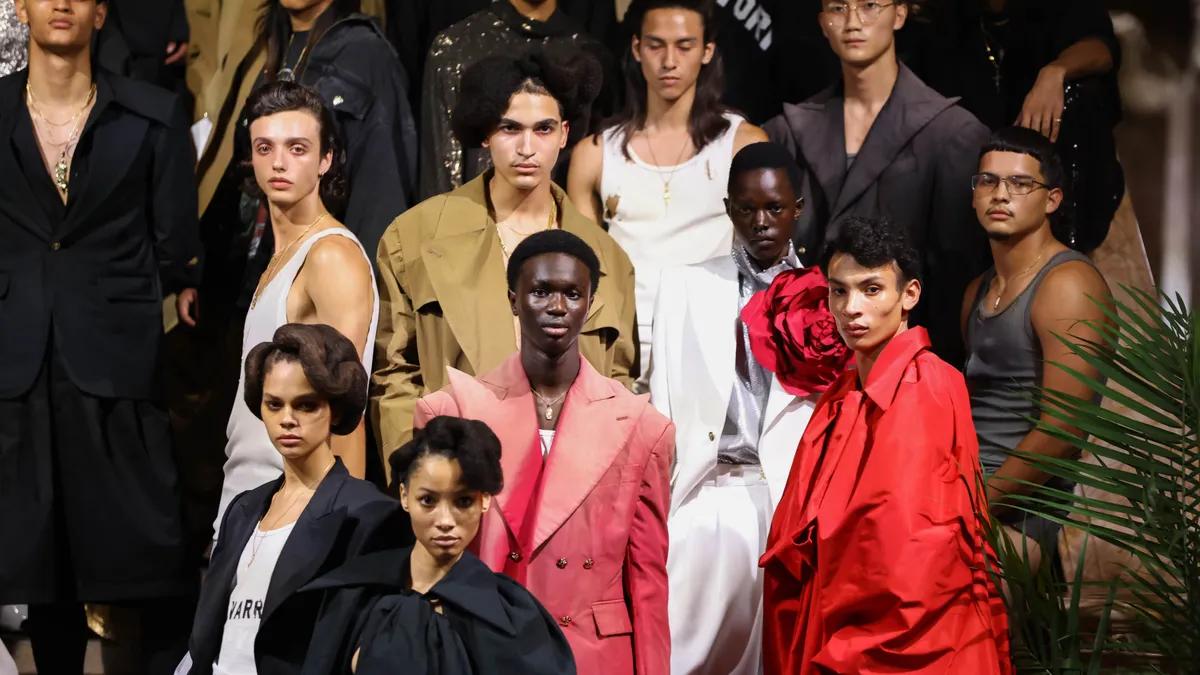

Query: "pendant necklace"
left=497, top=199, right=558, bottom=263
left=990, top=251, right=1044, bottom=312
left=644, top=131, right=692, bottom=210
left=251, top=212, right=329, bottom=308
left=533, top=389, right=568, bottom=420
left=26, top=81, right=96, bottom=195
left=249, top=458, right=335, bottom=566
left=980, top=16, right=1006, bottom=92
left=277, top=34, right=311, bottom=82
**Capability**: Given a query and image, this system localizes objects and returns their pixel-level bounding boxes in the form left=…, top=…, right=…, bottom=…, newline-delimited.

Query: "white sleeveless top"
left=213, top=228, right=379, bottom=538
left=600, top=112, right=744, bottom=387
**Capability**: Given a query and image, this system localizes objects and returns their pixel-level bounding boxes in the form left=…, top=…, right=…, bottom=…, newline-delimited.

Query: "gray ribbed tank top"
left=964, top=249, right=1097, bottom=479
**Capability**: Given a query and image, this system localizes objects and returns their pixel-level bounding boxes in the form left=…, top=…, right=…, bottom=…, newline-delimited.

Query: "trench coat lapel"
left=792, top=93, right=849, bottom=216
left=531, top=359, right=636, bottom=552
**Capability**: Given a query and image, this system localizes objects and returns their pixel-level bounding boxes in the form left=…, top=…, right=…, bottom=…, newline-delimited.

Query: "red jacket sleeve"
left=625, top=418, right=674, bottom=675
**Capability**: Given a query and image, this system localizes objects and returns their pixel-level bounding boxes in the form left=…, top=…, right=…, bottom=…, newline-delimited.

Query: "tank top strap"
left=1020, top=249, right=1098, bottom=329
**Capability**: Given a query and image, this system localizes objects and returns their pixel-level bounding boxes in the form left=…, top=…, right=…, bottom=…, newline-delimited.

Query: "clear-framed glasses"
left=971, top=173, right=1051, bottom=196
left=824, top=1, right=895, bottom=26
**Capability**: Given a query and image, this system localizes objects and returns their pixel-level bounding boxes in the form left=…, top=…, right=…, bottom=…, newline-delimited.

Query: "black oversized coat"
left=765, top=64, right=992, bottom=368
left=302, top=546, right=577, bottom=675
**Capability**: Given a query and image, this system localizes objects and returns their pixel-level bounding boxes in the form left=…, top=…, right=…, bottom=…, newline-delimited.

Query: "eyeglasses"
left=971, top=173, right=1051, bottom=196
left=824, top=1, right=895, bottom=26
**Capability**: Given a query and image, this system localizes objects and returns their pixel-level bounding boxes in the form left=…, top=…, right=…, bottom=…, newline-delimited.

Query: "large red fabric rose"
left=740, top=267, right=851, bottom=397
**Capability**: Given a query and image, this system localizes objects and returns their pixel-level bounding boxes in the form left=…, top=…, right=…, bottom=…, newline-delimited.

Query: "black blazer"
left=303, top=547, right=577, bottom=675
left=0, top=68, right=200, bottom=400
left=185, top=460, right=407, bottom=675
left=764, top=64, right=992, bottom=369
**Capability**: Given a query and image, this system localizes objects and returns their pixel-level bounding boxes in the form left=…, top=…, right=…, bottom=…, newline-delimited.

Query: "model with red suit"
left=760, top=215, right=1011, bottom=675
left=414, top=229, right=674, bottom=675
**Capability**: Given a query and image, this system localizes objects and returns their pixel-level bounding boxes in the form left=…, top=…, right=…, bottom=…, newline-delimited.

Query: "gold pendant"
left=545, top=405, right=553, bottom=420
left=54, top=155, right=69, bottom=192
left=663, top=185, right=671, bottom=207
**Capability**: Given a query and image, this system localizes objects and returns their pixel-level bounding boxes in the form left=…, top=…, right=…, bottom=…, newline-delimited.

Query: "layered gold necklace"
left=26, top=81, right=97, bottom=195
left=251, top=212, right=329, bottom=308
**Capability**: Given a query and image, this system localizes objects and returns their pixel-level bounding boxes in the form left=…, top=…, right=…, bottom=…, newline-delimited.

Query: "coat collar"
left=419, top=171, right=614, bottom=375
left=784, top=64, right=962, bottom=223
left=488, top=0, right=584, bottom=38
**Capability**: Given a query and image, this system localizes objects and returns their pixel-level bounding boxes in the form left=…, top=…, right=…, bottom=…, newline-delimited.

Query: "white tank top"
left=600, top=112, right=743, bottom=387
left=213, top=228, right=379, bottom=538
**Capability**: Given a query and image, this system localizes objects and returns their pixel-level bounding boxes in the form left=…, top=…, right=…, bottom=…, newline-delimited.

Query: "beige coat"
left=370, top=174, right=638, bottom=475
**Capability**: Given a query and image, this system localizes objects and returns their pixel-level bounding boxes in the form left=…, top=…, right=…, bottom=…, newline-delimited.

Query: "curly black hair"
left=244, top=323, right=367, bottom=436
left=819, top=216, right=922, bottom=285
left=505, top=229, right=602, bottom=295
left=451, top=45, right=603, bottom=148
left=389, top=416, right=504, bottom=495
left=238, top=81, right=348, bottom=212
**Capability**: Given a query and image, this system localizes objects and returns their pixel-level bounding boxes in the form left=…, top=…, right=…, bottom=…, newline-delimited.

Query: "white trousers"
left=668, top=465, right=772, bottom=675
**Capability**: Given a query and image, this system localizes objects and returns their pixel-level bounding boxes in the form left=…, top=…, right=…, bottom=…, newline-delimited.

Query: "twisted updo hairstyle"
left=244, top=323, right=367, bottom=436
left=389, top=416, right=504, bottom=496
left=451, top=45, right=603, bottom=148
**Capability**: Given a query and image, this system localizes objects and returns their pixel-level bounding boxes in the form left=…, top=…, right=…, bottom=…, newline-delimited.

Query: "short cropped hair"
left=244, top=323, right=367, bottom=436
left=389, top=416, right=504, bottom=495
left=728, top=142, right=804, bottom=197
left=820, top=216, right=922, bottom=284
left=451, top=46, right=602, bottom=149
left=239, top=81, right=348, bottom=210
left=979, top=126, right=1064, bottom=190
left=506, top=229, right=602, bottom=295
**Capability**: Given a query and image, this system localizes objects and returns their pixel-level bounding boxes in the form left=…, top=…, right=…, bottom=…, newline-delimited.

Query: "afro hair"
left=451, top=45, right=603, bottom=148
left=505, top=229, right=602, bottom=295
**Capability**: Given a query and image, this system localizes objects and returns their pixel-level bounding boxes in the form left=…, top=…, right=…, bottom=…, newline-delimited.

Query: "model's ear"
left=480, top=493, right=492, bottom=513
left=397, top=482, right=411, bottom=513
left=560, top=120, right=570, bottom=150
left=894, top=1, right=908, bottom=30
left=1045, top=186, right=1064, bottom=216
left=631, top=35, right=642, bottom=63
left=94, top=0, right=108, bottom=31
left=901, top=277, right=921, bottom=313
left=702, top=41, right=715, bottom=65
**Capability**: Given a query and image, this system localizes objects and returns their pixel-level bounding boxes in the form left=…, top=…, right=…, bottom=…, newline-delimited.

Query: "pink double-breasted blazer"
left=415, top=353, right=674, bottom=675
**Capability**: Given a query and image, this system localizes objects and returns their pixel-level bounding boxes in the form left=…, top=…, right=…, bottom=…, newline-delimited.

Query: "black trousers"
left=0, top=342, right=193, bottom=604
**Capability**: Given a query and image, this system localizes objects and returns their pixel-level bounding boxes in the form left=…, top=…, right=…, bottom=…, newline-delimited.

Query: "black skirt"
left=0, top=343, right=193, bottom=604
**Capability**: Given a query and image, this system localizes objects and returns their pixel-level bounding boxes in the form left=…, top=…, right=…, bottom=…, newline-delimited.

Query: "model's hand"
left=176, top=288, right=199, bottom=327
left=165, top=41, right=189, bottom=66
left=1016, top=64, right=1066, bottom=143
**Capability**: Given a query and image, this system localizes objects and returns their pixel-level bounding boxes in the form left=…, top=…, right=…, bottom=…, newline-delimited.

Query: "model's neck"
left=280, top=445, right=336, bottom=492
left=269, top=194, right=328, bottom=252
left=26, top=46, right=93, bottom=106
left=644, top=84, right=695, bottom=133
left=841, top=49, right=899, bottom=108
left=509, top=0, right=558, bottom=22
left=488, top=172, right=555, bottom=224
left=409, top=543, right=460, bottom=594
left=290, top=0, right=334, bottom=32
left=855, top=322, right=907, bottom=385
left=522, top=344, right=581, bottom=397
left=990, top=222, right=1059, bottom=280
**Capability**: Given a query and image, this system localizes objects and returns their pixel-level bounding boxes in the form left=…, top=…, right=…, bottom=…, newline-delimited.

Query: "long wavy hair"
left=594, top=0, right=730, bottom=160
left=257, top=0, right=361, bottom=82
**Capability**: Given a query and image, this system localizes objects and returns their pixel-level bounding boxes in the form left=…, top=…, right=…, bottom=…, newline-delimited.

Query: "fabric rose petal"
left=740, top=267, right=852, bottom=397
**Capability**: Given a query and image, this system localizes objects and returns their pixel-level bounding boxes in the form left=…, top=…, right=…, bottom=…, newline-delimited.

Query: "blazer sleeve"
left=151, top=97, right=202, bottom=294
left=413, top=390, right=461, bottom=430
left=371, top=224, right=424, bottom=473
left=927, top=111, right=992, bottom=369
left=625, top=418, right=674, bottom=675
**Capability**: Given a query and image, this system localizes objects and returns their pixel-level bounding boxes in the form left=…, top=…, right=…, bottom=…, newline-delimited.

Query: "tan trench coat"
left=370, top=174, right=638, bottom=476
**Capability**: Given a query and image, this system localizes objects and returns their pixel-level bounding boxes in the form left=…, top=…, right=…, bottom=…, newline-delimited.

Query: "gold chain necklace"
left=644, top=130, right=692, bottom=209
left=532, top=389, right=568, bottom=420
left=277, top=34, right=311, bottom=82
left=496, top=199, right=558, bottom=262
left=26, top=82, right=96, bottom=194
left=249, top=459, right=335, bottom=566
left=251, top=213, right=329, bottom=308
left=989, top=251, right=1045, bottom=311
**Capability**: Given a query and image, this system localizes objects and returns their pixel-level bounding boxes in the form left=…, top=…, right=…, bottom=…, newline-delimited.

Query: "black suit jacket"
left=184, top=460, right=407, bottom=675
left=0, top=68, right=200, bottom=400
left=764, top=64, right=992, bottom=368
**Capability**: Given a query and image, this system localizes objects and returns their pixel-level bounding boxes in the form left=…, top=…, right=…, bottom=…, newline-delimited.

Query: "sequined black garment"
left=418, top=1, right=620, bottom=199
left=0, top=0, right=28, bottom=77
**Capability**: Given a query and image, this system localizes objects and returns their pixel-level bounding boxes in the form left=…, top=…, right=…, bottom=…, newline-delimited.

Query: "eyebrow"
left=827, top=274, right=885, bottom=286
left=498, top=117, right=560, bottom=127
left=252, top=136, right=313, bottom=145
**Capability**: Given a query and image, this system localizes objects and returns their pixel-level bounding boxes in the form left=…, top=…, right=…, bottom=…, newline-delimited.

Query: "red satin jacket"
left=760, top=328, right=1011, bottom=675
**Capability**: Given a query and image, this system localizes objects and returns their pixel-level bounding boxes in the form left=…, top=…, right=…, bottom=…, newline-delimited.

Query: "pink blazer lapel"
left=530, top=359, right=640, bottom=552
